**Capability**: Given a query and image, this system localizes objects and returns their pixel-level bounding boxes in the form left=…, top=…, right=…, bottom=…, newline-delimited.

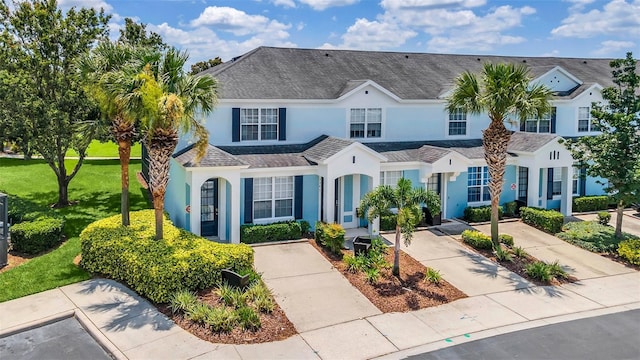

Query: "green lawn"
left=66, top=140, right=142, bottom=158
left=0, top=158, right=150, bottom=302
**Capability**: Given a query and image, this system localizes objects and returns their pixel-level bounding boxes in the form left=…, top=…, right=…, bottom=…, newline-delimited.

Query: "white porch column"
left=540, top=168, right=548, bottom=209
left=527, top=167, right=540, bottom=208
left=325, top=176, right=335, bottom=224
left=560, top=166, right=573, bottom=216
left=228, top=174, right=241, bottom=244
left=190, top=176, right=202, bottom=236
left=218, top=178, right=227, bottom=241
left=369, top=172, right=380, bottom=235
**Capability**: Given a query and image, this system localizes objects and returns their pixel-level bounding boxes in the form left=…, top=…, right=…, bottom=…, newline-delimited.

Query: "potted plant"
left=424, top=191, right=442, bottom=226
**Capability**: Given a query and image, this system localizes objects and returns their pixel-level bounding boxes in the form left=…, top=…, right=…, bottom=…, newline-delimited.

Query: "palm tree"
left=359, top=178, right=440, bottom=276
left=447, top=63, right=552, bottom=251
left=123, top=48, right=218, bottom=239
left=79, top=42, right=159, bottom=226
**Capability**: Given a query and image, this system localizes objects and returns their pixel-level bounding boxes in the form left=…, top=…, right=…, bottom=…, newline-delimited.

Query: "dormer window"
left=350, top=108, right=382, bottom=139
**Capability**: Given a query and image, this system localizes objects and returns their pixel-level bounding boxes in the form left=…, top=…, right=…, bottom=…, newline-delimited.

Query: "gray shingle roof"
left=302, top=136, right=354, bottom=162
left=203, top=47, right=615, bottom=100
left=173, top=144, right=247, bottom=167
left=175, top=132, right=560, bottom=169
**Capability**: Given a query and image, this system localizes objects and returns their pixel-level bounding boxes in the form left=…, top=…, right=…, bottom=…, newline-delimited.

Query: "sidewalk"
left=1, top=231, right=639, bottom=359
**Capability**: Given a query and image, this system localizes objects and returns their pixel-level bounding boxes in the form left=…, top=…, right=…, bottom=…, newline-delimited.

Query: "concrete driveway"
left=382, top=224, right=533, bottom=297
left=473, top=221, right=636, bottom=280
left=570, top=210, right=640, bottom=237
left=253, top=242, right=381, bottom=333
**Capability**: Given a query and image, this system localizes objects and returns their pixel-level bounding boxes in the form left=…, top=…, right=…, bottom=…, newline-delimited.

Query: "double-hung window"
left=552, top=167, right=562, bottom=196
left=241, top=108, right=278, bottom=141
left=350, top=108, right=382, bottom=139
left=468, top=166, right=490, bottom=202
left=253, top=176, right=293, bottom=220
left=448, top=108, right=467, bottom=136
left=524, top=113, right=551, bottom=133
left=380, top=171, right=403, bottom=187
left=426, top=174, right=440, bottom=195
left=572, top=166, right=580, bottom=195
left=577, top=107, right=597, bottom=132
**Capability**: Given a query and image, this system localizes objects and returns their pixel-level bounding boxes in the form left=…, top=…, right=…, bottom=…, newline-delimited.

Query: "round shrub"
left=499, top=234, right=514, bottom=247
left=597, top=211, right=611, bottom=226
left=618, top=239, right=640, bottom=265
left=80, top=210, right=254, bottom=303
left=461, top=230, right=493, bottom=250
left=10, top=216, right=65, bottom=254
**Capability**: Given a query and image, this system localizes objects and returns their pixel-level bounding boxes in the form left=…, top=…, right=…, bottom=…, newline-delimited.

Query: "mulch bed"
left=457, top=241, right=579, bottom=286
left=310, top=239, right=467, bottom=313
left=157, top=288, right=297, bottom=344
left=0, top=252, right=34, bottom=273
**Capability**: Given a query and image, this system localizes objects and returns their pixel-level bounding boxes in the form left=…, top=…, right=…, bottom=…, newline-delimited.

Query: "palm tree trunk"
left=615, top=202, right=624, bottom=239
left=146, top=129, right=178, bottom=240
left=393, top=225, right=401, bottom=276
left=113, top=116, right=135, bottom=227
left=483, top=121, right=511, bottom=251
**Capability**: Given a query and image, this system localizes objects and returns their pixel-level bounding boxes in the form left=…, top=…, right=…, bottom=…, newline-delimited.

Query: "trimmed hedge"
left=461, top=230, right=493, bottom=250
left=618, top=239, right=640, bottom=265
left=597, top=211, right=611, bottom=225
left=1, top=192, right=57, bottom=224
left=520, top=207, right=564, bottom=234
left=9, top=216, right=65, bottom=254
left=380, top=214, right=397, bottom=231
left=503, top=201, right=517, bottom=217
left=315, top=221, right=345, bottom=254
left=240, top=221, right=302, bottom=244
left=463, top=205, right=503, bottom=223
left=499, top=234, right=514, bottom=247
left=81, top=210, right=254, bottom=303
left=572, top=196, right=609, bottom=212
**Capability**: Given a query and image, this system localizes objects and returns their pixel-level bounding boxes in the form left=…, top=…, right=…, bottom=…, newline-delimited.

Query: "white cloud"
left=565, top=0, right=596, bottom=12
left=593, top=40, right=636, bottom=55
left=298, top=0, right=359, bottom=11
left=380, top=0, right=485, bottom=11
left=149, top=22, right=296, bottom=64
left=58, top=0, right=113, bottom=12
left=552, top=0, right=640, bottom=38
left=339, top=18, right=417, bottom=50
left=272, top=0, right=296, bottom=7
left=191, top=6, right=290, bottom=37
left=541, top=50, right=560, bottom=57
left=296, top=22, right=306, bottom=31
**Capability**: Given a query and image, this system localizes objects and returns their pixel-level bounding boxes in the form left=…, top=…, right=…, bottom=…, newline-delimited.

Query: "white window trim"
left=241, top=108, right=279, bottom=142
left=446, top=108, right=469, bottom=138
left=576, top=106, right=598, bottom=133
left=552, top=167, right=562, bottom=200
left=252, top=176, right=294, bottom=223
left=380, top=170, right=403, bottom=187
left=348, top=108, right=384, bottom=140
left=467, top=166, right=491, bottom=205
left=523, top=113, right=552, bottom=133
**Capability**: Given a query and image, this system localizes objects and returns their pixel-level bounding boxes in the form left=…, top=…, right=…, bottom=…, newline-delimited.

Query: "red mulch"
left=0, top=252, right=34, bottom=273
left=309, top=239, right=467, bottom=312
left=157, top=288, right=297, bottom=344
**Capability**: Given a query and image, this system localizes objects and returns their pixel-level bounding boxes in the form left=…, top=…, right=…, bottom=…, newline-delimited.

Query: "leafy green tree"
left=0, top=0, right=109, bottom=207
left=567, top=52, right=640, bottom=239
left=79, top=42, right=159, bottom=225
left=359, top=178, right=440, bottom=276
left=447, top=63, right=552, bottom=251
left=190, top=57, right=223, bottom=75
left=120, top=48, right=218, bottom=239
left=118, top=17, right=166, bottom=50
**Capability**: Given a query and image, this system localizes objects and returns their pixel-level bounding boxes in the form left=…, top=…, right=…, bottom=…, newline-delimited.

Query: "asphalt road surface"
left=0, top=317, right=113, bottom=360
left=408, top=309, right=640, bottom=360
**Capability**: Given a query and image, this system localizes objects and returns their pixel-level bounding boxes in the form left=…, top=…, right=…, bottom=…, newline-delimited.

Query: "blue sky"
left=58, top=0, right=639, bottom=65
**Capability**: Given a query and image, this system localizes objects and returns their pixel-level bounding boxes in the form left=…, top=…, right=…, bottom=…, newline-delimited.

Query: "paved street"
left=407, top=309, right=640, bottom=360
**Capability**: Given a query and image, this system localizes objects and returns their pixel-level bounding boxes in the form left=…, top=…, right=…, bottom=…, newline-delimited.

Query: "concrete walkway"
left=1, top=229, right=639, bottom=359
left=473, top=221, right=636, bottom=280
